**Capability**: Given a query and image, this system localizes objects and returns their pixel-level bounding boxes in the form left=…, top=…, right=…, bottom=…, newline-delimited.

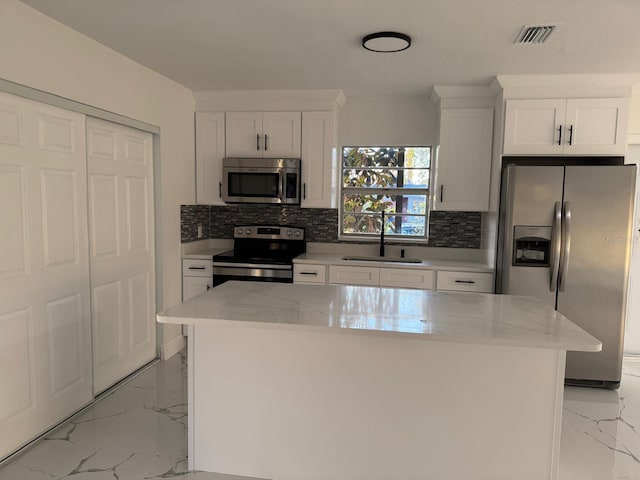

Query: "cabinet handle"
left=454, top=280, right=476, bottom=284
left=303, top=183, right=307, bottom=199
left=207, top=284, right=211, bottom=290
left=557, top=125, right=562, bottom=145
left=218, top=181, right=222, bottom=198
left=440, top=185, right=444, bottom=203
left=300, top=271, right=318, bottom=276
left=568, top=125, right=574, bottom=145
left=256, top=133, right=261, bottom=151
left=189, top=266, right=206, bottom=270
left=264, top=134, right=269, bottom=151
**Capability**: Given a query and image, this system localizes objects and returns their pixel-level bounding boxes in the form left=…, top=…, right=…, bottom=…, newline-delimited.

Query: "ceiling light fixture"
left=362, top=31, right=411, bottom=53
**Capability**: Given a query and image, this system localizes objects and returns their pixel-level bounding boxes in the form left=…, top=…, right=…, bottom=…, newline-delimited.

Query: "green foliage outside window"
left=341, top=146, right=430, bottom=238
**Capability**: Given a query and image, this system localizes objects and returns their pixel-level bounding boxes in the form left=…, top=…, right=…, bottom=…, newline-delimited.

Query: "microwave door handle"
left=278, top=172, right=285, bottom=203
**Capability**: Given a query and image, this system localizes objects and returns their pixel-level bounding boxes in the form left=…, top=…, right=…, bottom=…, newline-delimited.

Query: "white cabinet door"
left=434, top=108, right=494, bottom=211
left=87, top=118, right=156, bottom=395
left=0, top=92, right=92, bottom=459
left=329, top=265, right=380, bottom=286
left=225, top=112, right=262, bottom=157
left=503, top=99, right=565, bottom=155
left=195, top=112, right=225, bottom=205
left=503, top=98, right=629, bottom=155
left=262, top=112, right=301, bottom=158
left=293, top=263, right=327, bottom=284
left=565, top=98, right=629, bottom=155
left=226, top=112, right=301, bottom=158
left=380, top=268, right=434, bottom=290
left=436, top=271, right=494, bottom=293
left=182, top=276, right=212, bottom=301
left=301, top=111, right=336, bottom=208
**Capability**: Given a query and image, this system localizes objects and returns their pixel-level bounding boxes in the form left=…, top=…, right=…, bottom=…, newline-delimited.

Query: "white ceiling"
left=19, top=0, right=640, bottom=96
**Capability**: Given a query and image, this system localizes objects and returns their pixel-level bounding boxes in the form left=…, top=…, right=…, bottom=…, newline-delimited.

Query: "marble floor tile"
left=2, top=350, right=640, bottom=479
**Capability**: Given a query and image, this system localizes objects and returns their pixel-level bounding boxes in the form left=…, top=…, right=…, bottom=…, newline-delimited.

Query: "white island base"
left=159, top=282, right=601, bottom=480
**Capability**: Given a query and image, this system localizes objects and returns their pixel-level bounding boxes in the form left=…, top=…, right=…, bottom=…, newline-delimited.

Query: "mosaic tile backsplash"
left=181, top=205, right=481, bottom=248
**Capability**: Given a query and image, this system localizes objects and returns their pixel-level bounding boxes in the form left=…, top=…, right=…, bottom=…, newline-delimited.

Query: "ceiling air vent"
left=515, top=24, right=559, bottom=44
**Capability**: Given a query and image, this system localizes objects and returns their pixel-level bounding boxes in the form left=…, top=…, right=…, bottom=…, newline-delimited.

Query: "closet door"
left=86, top=118, right=156, bottom=394
left=0, top=92, right=92, bottom=459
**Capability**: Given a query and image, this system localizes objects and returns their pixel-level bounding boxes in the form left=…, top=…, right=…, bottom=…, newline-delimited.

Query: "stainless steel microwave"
left=222, top=157, right=301, bottom=205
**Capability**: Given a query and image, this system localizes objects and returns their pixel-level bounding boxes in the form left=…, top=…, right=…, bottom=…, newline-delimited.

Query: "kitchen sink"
left=341, top=255, right=423, bottom=264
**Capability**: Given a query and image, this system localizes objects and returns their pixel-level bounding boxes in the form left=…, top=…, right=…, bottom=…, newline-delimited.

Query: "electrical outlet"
left=197, top=224, right=203, bottom=238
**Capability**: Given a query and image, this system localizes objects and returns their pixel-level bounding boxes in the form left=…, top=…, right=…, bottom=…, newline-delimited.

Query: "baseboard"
left=161, top=334, right=186, bottom=360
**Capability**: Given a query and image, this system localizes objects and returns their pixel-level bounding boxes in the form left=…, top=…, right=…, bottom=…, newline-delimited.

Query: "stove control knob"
left=244, top=228, right=251, bottom=235
left=286, top=230, right=292, bottom=236
left=294, top=231, right=301, bottom=237
left=236, top=228, right=244, bottom=235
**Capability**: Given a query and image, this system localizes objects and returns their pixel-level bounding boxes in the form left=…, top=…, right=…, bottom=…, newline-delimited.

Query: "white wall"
left=338, top=95, right=437, bottom=147
left=0, top=0, right=195, bottom=355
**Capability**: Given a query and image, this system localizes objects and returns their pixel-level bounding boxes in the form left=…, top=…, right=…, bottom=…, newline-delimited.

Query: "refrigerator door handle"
left=550, top=201, right=562, bottom=292
left=559, top=201, right=572, bottom=292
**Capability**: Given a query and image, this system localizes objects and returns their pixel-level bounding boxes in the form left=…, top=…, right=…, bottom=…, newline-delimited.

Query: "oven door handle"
left=212, top=262, right=292, bottom=270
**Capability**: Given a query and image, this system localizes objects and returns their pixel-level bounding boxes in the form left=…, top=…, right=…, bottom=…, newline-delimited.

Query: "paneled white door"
left=0, top=92, right=92, bottom=459
left=86, top=118, right=156, bottom=394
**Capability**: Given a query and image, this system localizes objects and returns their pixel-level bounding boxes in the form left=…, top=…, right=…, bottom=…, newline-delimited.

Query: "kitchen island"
left=157, top=281, right=601, bottom=480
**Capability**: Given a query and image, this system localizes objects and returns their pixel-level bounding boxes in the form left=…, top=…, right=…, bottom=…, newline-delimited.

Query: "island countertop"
left=158, top=281, right=601, bottom=352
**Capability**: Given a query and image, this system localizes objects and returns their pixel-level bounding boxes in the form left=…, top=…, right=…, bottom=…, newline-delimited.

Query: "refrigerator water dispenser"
left=512, top=226, right=551, bottom=267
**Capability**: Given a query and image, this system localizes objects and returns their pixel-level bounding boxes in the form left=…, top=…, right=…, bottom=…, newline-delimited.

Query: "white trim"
left=549, top=350, right=567, bottom=480
left=496, top=73, right=640, bottom=89
left=629, top=134, right=640, bottom=145
left=160, top=334, right=187, bottom=360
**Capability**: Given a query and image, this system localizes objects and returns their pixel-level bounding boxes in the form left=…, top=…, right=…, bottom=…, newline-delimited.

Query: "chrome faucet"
left=379, top=210, right=385, bottom=257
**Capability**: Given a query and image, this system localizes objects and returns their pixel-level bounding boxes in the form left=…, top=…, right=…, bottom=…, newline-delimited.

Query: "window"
left=340, top=146, right=431, bottom=239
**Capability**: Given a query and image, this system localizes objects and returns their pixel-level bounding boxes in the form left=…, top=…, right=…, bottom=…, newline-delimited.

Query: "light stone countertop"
left=157, top=281, right=600, bottom=352
left=294, top=252, right=494, bottom=272
left=182, top=247, right=230, bottom=260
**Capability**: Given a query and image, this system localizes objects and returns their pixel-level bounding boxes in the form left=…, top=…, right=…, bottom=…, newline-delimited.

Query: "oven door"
left=212, top=262, right=293, bottom=286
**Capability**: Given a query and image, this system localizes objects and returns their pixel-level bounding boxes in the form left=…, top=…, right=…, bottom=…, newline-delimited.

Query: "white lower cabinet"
left=299, top=263, right=492, bottom=292
left=293, top=264, right=327, bottom=284
left=329, top=265, right=380, bottom=286
left=380, top=268, right=434, bottom=290
left=436, top=271, right=494, bottom=293
left=327, top=265, right=434, bottom=290
left=182, top=259, right=213, bottom=300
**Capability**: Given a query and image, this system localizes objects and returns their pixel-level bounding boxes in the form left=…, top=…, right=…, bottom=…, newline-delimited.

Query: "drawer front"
left=294, top=264, right=327, bottom=284
left=329, top=266, right=380, bottom=286
left=183, top=258, right=213, bottom=277
left=380, top=268, right=434, bottom=290
left=436, top=271, right=494, bottom=293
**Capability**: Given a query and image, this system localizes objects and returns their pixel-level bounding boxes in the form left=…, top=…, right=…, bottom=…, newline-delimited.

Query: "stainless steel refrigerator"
left=496, top=164, right=636, bottom=388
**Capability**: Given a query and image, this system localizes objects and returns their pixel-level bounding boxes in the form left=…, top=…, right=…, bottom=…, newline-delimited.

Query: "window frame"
left=338, top=145, right=432, bottom=242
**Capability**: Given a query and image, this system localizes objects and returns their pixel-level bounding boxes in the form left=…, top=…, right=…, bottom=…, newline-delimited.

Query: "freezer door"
left=497, top=165, right=564, bottom=308
left=561, top=165, right=636, bottom=385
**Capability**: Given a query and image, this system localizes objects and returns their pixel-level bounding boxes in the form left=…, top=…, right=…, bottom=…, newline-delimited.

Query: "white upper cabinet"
left=225, top=111, right=301, bottom=158
left=301, top=111, right=336, bottom=208
left=195, top=112, right=225, bottom=205
left=433, top=108, right=494, bottom=211
left=503, top=98, right=629, bottom=155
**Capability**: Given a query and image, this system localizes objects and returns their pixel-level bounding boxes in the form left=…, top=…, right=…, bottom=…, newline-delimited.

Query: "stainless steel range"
left=212, top=225, right=305, bottom=286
